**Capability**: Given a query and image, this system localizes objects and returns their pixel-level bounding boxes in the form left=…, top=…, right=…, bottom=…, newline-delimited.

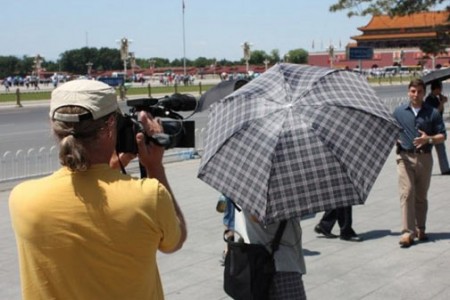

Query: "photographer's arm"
left=137, top=112, right=187, bottom=253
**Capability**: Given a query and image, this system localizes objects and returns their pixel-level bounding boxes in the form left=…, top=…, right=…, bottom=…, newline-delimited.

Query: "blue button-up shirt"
left=393, top=102, right=446, bottom=151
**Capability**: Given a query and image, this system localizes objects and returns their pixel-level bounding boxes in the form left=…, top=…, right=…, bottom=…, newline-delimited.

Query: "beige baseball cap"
left=49, top=79, right=118, bottom=122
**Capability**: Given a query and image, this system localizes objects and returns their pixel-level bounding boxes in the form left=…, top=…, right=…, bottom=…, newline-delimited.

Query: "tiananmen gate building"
left=308, top=10, right=450, bottom=70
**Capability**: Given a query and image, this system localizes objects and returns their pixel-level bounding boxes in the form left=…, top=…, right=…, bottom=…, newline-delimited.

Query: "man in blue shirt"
left=393, top=79, right=446, bottom=248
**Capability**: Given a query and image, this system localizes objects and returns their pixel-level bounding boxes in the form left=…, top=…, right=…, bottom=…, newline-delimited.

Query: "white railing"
left=0, top=128, right=207, bottom=183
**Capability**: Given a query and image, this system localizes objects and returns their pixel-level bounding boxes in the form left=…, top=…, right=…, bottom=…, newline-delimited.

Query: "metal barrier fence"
left=0, top=128, right=207, bottom=183
left=1, top=96, right=448, bottom=183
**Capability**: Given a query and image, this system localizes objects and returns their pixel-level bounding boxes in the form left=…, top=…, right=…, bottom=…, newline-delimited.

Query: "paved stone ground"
left=1, top=137, right=450, bottom=299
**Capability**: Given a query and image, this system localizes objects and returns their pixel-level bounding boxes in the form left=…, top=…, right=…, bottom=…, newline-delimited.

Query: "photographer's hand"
left=137, top=111, right=187, bottom=252
left=137, top=111, right=164, bottom=170
left=109, top=151, right=136, bottom=169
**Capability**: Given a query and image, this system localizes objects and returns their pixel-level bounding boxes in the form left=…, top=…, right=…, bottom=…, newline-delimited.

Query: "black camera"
left=116, top=93, right=197, bottom=153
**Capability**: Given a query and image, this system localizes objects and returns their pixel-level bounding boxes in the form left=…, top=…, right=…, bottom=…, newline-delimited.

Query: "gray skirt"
left=269, top=272, right=306, bottom=300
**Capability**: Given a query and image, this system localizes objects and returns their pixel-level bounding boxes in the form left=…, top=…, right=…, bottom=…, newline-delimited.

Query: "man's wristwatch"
left=428, top=137, right=433, bottom=144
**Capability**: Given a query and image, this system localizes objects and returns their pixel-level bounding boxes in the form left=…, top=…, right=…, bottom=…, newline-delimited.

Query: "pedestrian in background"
left=9, top=80, right=187, bottom=299
left=217, top=194, right=236, bottom=265
left=393, top=79, right=446, bottom=248
left=314, top=206, right=362, bottom=242
left=425, top=80, right=450, bottom=175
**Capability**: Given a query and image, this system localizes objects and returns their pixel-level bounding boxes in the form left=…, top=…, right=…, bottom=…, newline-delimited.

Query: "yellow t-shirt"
left=9, top=164, right=181, bottom=300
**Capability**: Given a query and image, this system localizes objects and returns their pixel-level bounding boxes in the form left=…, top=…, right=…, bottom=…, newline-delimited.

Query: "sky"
left=0, top=0, right=374, bottom=62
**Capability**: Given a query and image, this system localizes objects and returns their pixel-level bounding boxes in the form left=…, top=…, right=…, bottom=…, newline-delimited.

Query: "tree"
left=96, top=47, right=122, bottom=71
left=249, top=50, right=269, bottom=65
left=149, top=57, right=171, bottom=68
left=287, top=49, right=308, bottom=64
left=329, top=0, right=448, bottom=17
left=0, top=56, right=21, bottom=78
left=270, top=49, right=281, bottom=63
left=58, top=47, right=123, bottom=74
left=17, top=56, right=35, bottom=75
left=217, top=58, right=234, bottom=66
left=193, top=56, right=211, bottom=68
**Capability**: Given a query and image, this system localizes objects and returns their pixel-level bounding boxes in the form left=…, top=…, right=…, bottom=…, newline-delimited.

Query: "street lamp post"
left=328, top=45, right=335, bottom=68
left=118, top=37, right=130, bottom=80
left=129, top=52, right=136, bottom=80
left=149, top=59, right=155, bottom=73
left=212, top=59, right=216, bottom=77
left=263, top=59, right=270, bottom=71
left=33, top=54, right=43, bottom=78
left=242, top=42, right=252, bottom=73
left=86, top=62, right=93, bottom=77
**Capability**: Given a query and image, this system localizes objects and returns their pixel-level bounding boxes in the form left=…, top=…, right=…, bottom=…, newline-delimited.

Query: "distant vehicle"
left=97, top=76, right=125, bottom=87
left=370, top=68, right=384, bottom=77
left=383, top=66, right=399, bottom=76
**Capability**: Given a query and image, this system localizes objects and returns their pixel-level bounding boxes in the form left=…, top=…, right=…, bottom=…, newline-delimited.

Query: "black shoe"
left=441, top=171, right=450, bottom=175
left=314, top=224, right=337, bottom=238
left=340, top=231, right=363, bottom=242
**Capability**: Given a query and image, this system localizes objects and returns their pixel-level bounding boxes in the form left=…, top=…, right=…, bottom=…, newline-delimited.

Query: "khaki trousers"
left=396, top=152, right=433, bottom=236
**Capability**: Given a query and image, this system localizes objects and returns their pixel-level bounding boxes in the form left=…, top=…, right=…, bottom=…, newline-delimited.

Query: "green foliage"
left=287, top=49, right=308, bottom=64
left=149, top=57, right=171, bottom=68
left=217, top=58, right=234, bottom=66
left=0, top=46, right=306, bottom=79
left=249, top=50, right=270, bottom=64
left=0, top=56, right=20, bottom=78
left=59, top=47, right=123, bottom=74
left=270, top=49, right=281, bottom=63
left=193, top=57, right=211, bottom=68
left=329, top=0, right=447, bottom=17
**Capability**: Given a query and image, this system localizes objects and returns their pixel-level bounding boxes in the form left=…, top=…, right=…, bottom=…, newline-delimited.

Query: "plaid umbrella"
left=198, top=63, right=400, bottom=224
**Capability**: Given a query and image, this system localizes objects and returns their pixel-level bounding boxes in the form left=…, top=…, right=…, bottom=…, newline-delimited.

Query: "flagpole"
left=182, top=0, right=186, bottom=75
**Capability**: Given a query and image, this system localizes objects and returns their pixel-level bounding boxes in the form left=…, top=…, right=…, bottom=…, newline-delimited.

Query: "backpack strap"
left=270, top=220, right=287, bottom=255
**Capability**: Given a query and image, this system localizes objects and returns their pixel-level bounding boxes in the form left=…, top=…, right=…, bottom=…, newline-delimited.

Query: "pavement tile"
left=1, top=137, right=450, bottom=300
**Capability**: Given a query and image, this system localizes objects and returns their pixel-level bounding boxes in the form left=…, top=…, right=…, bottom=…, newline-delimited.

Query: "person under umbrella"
left=243, top=211, right=306, bottom=299
left=199, top=63, right=400, bottom=298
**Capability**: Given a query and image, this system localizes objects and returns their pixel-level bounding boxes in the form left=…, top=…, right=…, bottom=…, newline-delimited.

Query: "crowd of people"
left=7, top=77, right=448, bottom=299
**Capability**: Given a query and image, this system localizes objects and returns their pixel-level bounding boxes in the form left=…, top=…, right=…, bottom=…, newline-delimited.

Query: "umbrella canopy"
left=198, top=63, right=400, bottom=224
left=197, top=79, right=248, bottom=112
left=422, top=68, right=450, bottom=84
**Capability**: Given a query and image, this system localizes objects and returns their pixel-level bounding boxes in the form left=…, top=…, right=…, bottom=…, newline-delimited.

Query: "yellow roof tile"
left=359, top=11, right=449, bottom=31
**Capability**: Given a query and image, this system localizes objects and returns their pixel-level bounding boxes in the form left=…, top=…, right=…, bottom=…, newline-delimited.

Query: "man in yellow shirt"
left=9, top=80, right=187, bottom=299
